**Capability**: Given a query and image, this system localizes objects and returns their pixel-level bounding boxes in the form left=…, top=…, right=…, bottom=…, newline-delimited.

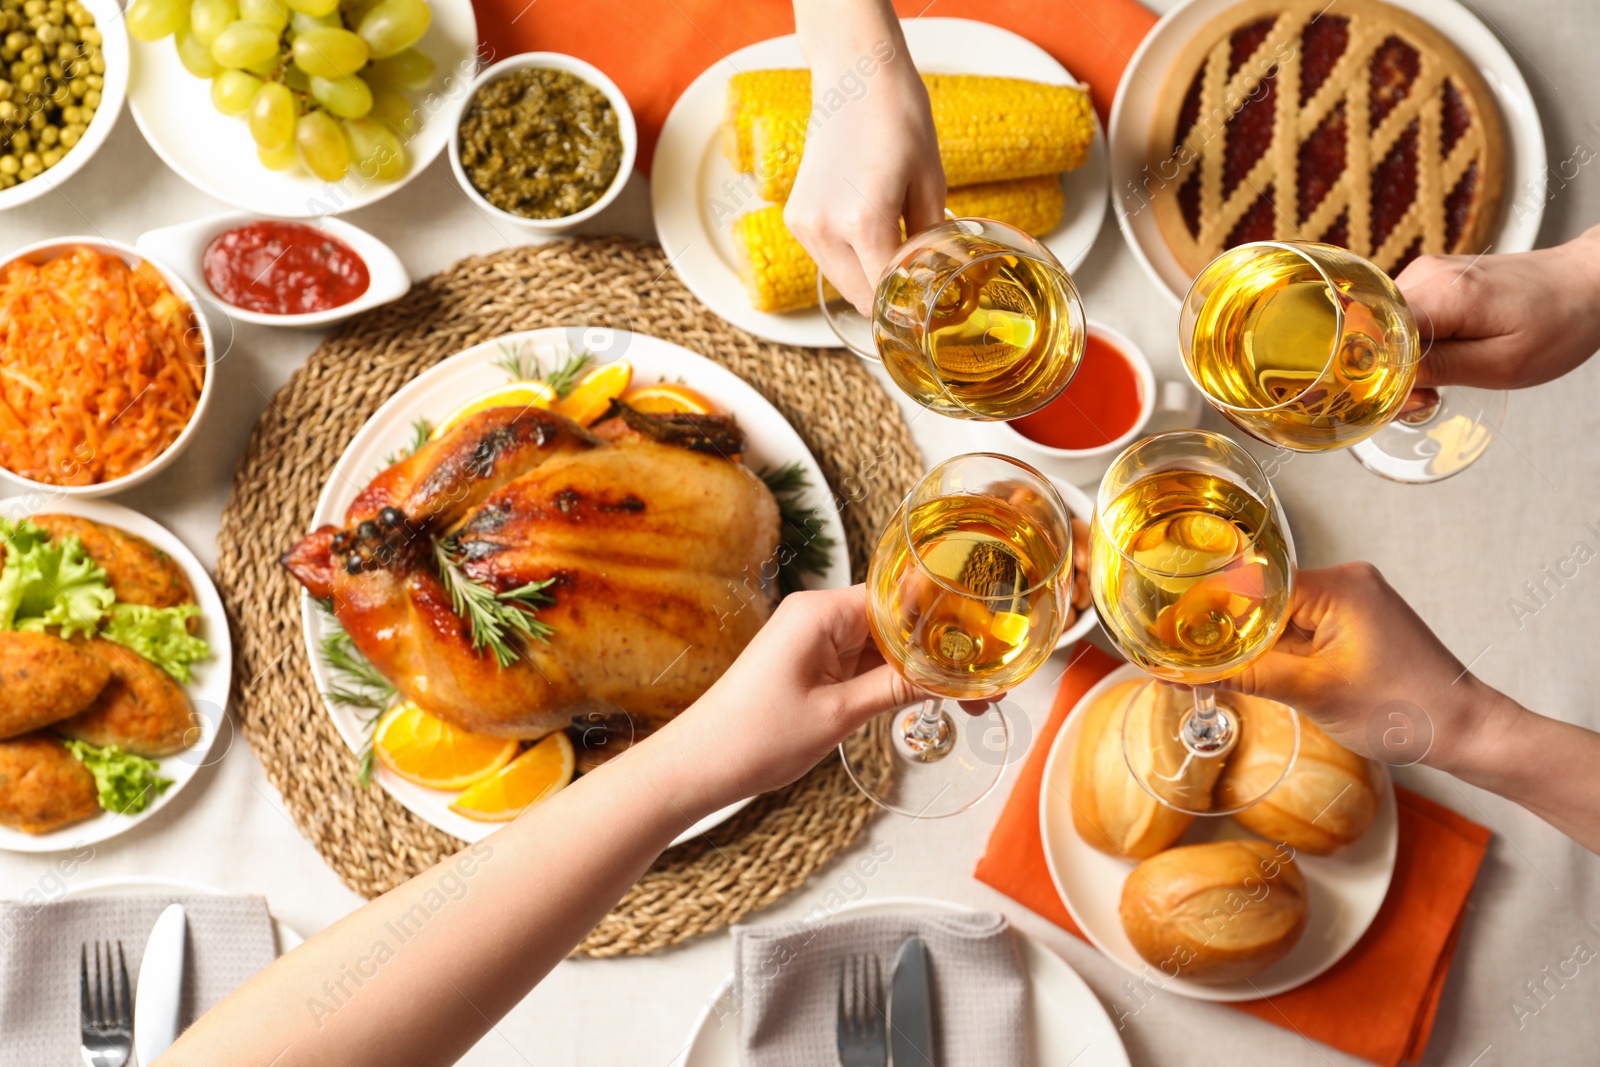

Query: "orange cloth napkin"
left=469, top=0, right=1159, bottom=173
left=974, top=644, right=1492, bottom=1067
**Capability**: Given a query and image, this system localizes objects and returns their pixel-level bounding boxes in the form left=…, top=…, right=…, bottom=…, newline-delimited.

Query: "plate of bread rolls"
left=1040, top=665, right=1398, bottom=1000
left=651, top=17, right=1109, bottom=348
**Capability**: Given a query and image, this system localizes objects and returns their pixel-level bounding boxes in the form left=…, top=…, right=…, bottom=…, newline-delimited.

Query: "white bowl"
left=0, top=0, right=128, bottom=213
left=1051, top=476, right=1098, bottom=649
left=970, top=321, right=1201, bottom=487
left=126, top=0, right=479, bottom=218
left=448, top=52, right=638, bottom=235
left=0, top=237, right=214, bottom=498
left=136, top=212, right=411, bottom=328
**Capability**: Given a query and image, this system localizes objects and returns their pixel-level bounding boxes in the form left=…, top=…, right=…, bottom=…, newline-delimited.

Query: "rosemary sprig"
left=382, top=418, right=434, bottom=467
left=544, top=349, right=593, bottom=398
left=314, top=600, right=396, bottom=787
left=758, top=463, right=838, bottom=597
left=489, top=344, right=593, bottom=398
left=432, top=538, right=556, bottom=667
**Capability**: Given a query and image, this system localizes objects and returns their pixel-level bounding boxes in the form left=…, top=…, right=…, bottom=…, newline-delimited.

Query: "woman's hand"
left=786, top=0, right=945, bottom=314
left=1397, top=225, right=1600, bottom=391
left=647, top=585, right=919, bottom=813
left=1217, top=563, right=1506, bottom=769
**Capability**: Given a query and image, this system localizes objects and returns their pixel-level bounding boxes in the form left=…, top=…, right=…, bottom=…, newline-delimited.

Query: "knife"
left=889, top=936, right=936, bottom=1067
left=134, top=903, right=187, bottom=1066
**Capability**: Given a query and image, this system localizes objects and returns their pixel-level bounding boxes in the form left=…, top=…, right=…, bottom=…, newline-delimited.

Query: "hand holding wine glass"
left=1396, top=226, right=1600, bottom=391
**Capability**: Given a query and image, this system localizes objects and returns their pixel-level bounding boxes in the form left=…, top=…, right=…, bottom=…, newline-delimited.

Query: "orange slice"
left=621, top=382, right=720, bottom=416
left=449, top=732, right=575, bottom=822
left=433, top=381, right=559, bottom=437
left=373, top=701, right=519, bottom=791
left=556, top=361, right=632, bottom=425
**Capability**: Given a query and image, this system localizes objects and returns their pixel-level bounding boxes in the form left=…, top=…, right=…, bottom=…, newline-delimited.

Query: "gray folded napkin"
left=732, top=911, right=1028, bottom=1067
left=0, top=894, right=277, bottom=1067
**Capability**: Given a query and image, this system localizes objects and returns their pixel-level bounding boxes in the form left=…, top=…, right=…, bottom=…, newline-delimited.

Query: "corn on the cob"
left=732, top=174, right=1067, bottom=314
left=722, top=69, right=810, bottom=173
left=731, top=72, right=1094, bottom=203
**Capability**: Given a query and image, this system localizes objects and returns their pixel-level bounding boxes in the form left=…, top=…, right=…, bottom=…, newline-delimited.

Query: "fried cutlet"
left=0, top=732, right=99, bottom=834
left=0, top=632, right=112, bottom=740
left=54, top=639, right=197, bottom=758
left=31, top=514, right=196, bottom=612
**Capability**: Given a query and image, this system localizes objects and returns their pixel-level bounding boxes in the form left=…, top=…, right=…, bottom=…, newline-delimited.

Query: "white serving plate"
left=0, top=499, right=232, bottom=854
left=679, top=895, right=1131, bottom=1067
left=137, top=212, right=411, bottom=328
left=1038, top=663, right=1399, bottom=1001
left=1108, top=0, right=1548, bottom=304
left=64, top=876, right=303, bottom=953
left=0, top=0, right=128, bottom=213
left=298, top=327, right=852, bottom=846
left=126, top=0, right=479, bottom=218
left=652, top=17, right=1110, bottom=349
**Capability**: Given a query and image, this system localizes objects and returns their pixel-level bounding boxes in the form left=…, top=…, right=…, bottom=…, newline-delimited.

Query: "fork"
left=80, top=941, right=133, bottom=1067
left=835, top=954, right=887, bottom=1067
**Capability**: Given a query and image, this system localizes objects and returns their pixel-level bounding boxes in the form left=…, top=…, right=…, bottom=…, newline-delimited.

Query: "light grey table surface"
left=3, top=1, right=1598, bottom=1064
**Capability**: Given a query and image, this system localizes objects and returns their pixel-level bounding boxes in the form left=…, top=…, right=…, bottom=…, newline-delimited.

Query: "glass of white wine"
left=1089, top=430, right=1299, bottom=815
left=840, top=453, right=1072, bottom=817
left=1180, top=241, right=1506, bottom=483
left=819, top=217, right=1086, bottom=421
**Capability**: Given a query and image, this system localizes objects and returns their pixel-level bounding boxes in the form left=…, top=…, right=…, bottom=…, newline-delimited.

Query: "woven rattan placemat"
left=214, top=237, right=921, bottom=956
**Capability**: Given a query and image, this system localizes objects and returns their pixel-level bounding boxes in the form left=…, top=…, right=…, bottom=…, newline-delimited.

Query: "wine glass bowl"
left=1180, top=241, right=1420, bottom=452
left=1089, top=429, right=1299, bottom=816
left=842, top=453, right=1073, bottom=817
left=820, top=217, right=1086, bottom=421
left=1179, top=240, right=1503, bottom=483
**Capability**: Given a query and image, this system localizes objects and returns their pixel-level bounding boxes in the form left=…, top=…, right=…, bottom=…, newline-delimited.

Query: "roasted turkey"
left=284, top=401, right=781, bottom=739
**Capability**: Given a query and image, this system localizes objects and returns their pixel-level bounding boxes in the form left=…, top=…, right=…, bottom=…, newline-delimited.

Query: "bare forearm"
left=794, top=0, right=903, bottom=64
left=159, top=736, right=712, bottom=1066
left=1428, top=682, right=1600, bottom=853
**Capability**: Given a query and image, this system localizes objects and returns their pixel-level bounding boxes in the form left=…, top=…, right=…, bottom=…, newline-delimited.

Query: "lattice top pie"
left=1149, top=0, right=1505, bottom=278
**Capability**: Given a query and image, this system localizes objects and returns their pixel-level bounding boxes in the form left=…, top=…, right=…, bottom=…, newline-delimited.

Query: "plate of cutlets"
left=0, top=498, right=231, bottom=852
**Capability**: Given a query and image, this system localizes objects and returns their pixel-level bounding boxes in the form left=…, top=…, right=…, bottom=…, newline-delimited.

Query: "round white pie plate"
left=1108, top=0, right=1548, bottom=304
left=298, top=327, right=851, bottom=847
left=679, top=895, right=1131, bottom=1067
left=126, top=0, right=479, bottom=218
left=1038, top=663, right=1398, bottom=1000
left=0, top=499, right=231, bottom=854
left=652, top=17, right=1110, bottom=349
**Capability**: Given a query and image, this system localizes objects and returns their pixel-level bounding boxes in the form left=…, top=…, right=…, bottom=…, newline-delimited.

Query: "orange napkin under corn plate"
left=975, top=644, right=1491, bottom=1067
left=470, top=0, right=1159, bottom=172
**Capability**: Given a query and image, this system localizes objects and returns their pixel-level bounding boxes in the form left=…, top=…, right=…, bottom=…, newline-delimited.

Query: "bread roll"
left=1073, top=680, right=1222, bottom=858
left=1119, top=840, right=1308, bottom=983
left=1217, top=693, right=1383, bottom=854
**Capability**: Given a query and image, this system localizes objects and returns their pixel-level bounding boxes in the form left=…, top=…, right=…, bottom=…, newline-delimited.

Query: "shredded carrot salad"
left=0, top=247, right=207, bottom=486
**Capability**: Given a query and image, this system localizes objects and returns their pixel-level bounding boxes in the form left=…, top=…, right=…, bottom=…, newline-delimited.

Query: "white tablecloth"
left=4, top=2, right=1598, bottom=1063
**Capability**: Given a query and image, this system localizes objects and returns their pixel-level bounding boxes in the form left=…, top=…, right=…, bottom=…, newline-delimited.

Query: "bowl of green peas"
left=0, top=0, right=127, bottom=210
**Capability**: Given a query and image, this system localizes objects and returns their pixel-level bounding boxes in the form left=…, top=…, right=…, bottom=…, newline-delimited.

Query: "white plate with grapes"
left=297, top=327, right=851, bottom=845
left=125, top=0, right=478, bottom=217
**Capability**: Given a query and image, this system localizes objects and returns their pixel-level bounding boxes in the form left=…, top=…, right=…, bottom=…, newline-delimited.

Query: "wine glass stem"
left=1181, top=685, right=1236, bottom=755
left=901, top=698, right=956, bottom=761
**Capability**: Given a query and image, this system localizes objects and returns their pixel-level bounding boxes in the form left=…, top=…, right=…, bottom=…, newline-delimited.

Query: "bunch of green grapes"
left=126, top=0, right=433, bottom=182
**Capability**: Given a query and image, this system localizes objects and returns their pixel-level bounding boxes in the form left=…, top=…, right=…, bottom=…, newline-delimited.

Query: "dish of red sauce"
left=1010, top=333, right=1145, bottom=450
left=203, top=221, right=369, bottom=315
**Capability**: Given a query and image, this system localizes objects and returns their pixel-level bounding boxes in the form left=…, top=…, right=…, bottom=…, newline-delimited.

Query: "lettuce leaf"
left=102, top=603, right=209, bottom=683
left=0, top=519, right=115, bottom=638
left=62, top=740, right=174, bottom=815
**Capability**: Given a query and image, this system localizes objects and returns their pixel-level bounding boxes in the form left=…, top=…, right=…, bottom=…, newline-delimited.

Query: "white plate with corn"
left=651, top=17, right=1109, bottom=349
